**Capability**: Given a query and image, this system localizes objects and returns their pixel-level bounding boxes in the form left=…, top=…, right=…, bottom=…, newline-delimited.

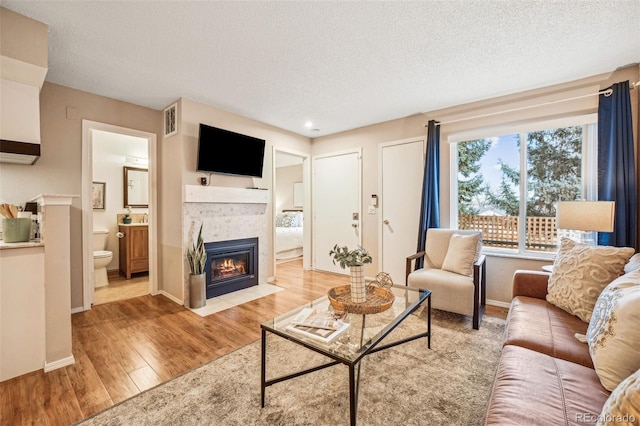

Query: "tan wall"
left=275, top=164, right=303, bottom=212
left=430, top=67, right=639, bottom=226
left=2, top=68, right=636, bottom=310
left=179, top=98, right=312, bottom=190
left=0, top=82, right=160, bottom=309
left=430, top=67, right=639, bottom=303
left=158, top=99, right=185, bottom=301
left=0, top=7, right=47, bottom=68
left=311, top=115, right=429, bottom=275
left=158, top=98, right=311, bottom=302
left=312, top=67, right=639, bottom=304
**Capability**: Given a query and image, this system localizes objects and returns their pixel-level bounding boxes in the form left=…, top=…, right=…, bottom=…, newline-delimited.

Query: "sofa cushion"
left=587, top=271, right=640, bottom=391
left=441, top=233, right=480, bottom=276
left=484, top=345, right=610, bottom=425
left=408, top=268, right=474, bottom=316
left=546, top=238, right=634, bottom=323
left=598, top=368, right=640, bottom=426
left=505, top=296, right=592, bottom=368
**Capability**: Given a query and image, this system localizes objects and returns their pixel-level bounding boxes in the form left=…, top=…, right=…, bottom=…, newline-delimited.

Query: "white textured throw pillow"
left=546, top=238, right=634, bottom=322
left=598, top=367, right=640, bottom=425
left=587, top=272, right=640, bottom=391
left=625, top=253, right=640, bottom=274
left=441, top=233, right=480, bottom=277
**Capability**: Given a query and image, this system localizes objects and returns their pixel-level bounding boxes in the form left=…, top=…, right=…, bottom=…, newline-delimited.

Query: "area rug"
left=78, top=310, right=505, bottom=425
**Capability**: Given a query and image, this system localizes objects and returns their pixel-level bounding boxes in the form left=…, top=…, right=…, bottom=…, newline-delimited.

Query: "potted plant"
left=186, top=223, right=207, bottom=308
left=329, top=244, right=372, bottom=303
left=123, top=206, right=132, bottom=224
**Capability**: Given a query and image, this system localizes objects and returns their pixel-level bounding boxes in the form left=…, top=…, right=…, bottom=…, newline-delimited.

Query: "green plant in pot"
left=123, top=206, right=132, bottom=224
left=329, top=244, right=372, bottom=303
left=187, top=223, right=207, bottom=308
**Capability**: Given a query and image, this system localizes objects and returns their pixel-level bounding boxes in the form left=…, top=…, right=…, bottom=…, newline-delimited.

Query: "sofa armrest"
left=512, top=270, right=551, bottom=300
left=405, top=251, right=425, bottom=285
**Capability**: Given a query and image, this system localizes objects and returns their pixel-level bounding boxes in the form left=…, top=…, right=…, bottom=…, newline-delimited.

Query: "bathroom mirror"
left=123, top=166, right=149, bottom=208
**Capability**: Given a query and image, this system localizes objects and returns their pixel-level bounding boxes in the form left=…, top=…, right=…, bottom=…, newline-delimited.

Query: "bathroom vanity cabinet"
left=118, top=224, right=149, bottom=279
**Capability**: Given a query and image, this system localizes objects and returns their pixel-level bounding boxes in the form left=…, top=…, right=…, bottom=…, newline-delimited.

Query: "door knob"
left=383, top=220, right=389, bottom=225
left=352, top=223, right=358, bottom=228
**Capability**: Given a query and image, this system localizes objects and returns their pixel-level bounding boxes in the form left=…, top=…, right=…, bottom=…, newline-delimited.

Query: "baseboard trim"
left=266, top=276, right=276, bottom=283
left=487, top=299, right=511, bottom=309
left=70, top=306, right=85, bottom=314
left=159, top=290, right=184, bottom=306
left=44, top=355, right=75, bottom=372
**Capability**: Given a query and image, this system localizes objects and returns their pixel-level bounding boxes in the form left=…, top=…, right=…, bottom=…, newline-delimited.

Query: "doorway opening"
left=272, top=148, right=311, bottom=279
left=81, top=120, right=158, bottom=310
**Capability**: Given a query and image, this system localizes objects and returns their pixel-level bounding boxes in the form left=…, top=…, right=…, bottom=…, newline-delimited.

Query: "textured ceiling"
left=3, top=1, right=639, bottom=137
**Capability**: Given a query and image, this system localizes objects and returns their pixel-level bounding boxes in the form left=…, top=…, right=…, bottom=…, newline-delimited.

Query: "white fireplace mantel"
left=184, top=185, right=270, bottom=204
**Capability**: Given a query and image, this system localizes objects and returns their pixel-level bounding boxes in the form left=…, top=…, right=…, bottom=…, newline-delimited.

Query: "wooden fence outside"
left=459, top=214, right=558, bottom=251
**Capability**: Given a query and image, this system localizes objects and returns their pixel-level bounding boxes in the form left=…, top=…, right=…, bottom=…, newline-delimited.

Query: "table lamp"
left=556, top=201, right=615, bottom=245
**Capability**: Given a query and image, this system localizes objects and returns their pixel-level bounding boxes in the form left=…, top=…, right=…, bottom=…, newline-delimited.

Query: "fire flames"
left=213, top=258, right=246, bottom=279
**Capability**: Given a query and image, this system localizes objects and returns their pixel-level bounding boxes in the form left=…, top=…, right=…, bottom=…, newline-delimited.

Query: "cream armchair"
left=405, top=228, right=486, bottom=329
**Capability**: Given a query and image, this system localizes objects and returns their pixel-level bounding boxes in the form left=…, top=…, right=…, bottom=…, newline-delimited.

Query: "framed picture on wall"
left=92, top=182, right=106, bottom=210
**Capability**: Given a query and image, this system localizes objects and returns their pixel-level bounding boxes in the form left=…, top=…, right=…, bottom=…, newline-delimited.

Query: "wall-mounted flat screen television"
left=197, top=123, right=266, bottom=178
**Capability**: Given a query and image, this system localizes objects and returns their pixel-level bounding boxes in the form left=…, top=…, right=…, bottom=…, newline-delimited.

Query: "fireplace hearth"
left=204, top=237, right=258, bottom=298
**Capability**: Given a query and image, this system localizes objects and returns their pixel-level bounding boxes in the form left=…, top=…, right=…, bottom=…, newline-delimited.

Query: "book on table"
left=286, top=307, right=350, bottom=343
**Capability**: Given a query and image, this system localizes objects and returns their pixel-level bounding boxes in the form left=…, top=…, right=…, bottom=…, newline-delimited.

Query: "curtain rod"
left=428, top=80, right=640, bottom=127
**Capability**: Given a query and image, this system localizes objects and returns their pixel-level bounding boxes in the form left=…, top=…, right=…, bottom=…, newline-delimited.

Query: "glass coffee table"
left=260, top=284, right=431, bottom=425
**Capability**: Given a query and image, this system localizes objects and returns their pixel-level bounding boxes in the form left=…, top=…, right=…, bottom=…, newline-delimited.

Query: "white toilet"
left=93, top=230, right=113, bottom=288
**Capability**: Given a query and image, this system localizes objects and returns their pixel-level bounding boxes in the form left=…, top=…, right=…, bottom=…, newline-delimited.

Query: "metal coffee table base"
left=261, top=294, right=431, bottom=425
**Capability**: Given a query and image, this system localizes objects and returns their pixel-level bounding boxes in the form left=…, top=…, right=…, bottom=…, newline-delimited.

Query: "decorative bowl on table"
left=328, top=285, right=394, bottom=314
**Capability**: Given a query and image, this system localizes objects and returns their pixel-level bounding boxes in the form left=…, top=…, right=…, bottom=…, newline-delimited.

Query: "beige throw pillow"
left=441, top=233, right=480, bottom=277
left=546, top=238, right=634, bottom=322
left=597, top=367, right=640, bottom=425
left=587, top=272, right=640, bottom=391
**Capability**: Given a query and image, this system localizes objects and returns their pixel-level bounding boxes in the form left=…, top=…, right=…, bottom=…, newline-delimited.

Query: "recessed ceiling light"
left=304, top=121, right=313, bottom=128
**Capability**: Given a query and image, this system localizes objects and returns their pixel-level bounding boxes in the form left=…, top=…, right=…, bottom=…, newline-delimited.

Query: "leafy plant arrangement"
left=329, top=244, right=372, bottom=269
left=187, top=224, right=207, bottom=275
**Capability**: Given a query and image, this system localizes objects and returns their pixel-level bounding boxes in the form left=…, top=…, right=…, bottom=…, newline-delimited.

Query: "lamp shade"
left=556, top=201, right=615, bottom=232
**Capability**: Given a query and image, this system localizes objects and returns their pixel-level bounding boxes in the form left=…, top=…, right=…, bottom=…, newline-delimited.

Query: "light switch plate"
left=367, top=206, right=376, bottom=214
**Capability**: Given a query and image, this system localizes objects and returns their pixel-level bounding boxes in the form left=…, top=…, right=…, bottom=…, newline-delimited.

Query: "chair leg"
left=473, top=278, right=480, bottom=330
left=472, top=262, right=486, bottom=330
left=481, top=260, right=487, bottom=307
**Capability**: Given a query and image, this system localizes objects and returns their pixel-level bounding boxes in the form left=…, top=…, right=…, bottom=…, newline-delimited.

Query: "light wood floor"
left=0, top=260, right=507, bottom=425
left=93, top=273, right=150, bottom=306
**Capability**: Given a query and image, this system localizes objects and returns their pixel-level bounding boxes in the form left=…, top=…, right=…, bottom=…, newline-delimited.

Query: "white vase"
left=189, top=273, right=206, bottom=309
left=350, top=265, right=366, bottom=303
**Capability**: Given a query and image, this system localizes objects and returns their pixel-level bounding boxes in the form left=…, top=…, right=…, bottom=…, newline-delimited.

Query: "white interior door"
left=313, top=150, right=361, bottom=274
left=380, top=139, right=425, bottom=284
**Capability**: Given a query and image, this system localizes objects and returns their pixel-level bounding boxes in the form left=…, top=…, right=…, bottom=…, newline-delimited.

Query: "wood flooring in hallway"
left=93, top=273, right=149, bottom=306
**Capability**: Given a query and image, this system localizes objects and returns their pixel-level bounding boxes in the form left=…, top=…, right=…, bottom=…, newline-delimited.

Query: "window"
left=452, top=116, right=597, bottom=256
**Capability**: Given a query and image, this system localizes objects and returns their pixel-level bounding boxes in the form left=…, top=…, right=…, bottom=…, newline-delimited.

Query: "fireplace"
left=204, top=237, right=258, bottom=298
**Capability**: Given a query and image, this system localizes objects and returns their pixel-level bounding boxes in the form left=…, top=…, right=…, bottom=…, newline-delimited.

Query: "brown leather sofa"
left=483, top=270, right=611, bottom=425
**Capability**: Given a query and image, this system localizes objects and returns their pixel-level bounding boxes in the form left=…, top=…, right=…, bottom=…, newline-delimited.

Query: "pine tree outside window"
left=451, top=116, right=597, bottom=256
